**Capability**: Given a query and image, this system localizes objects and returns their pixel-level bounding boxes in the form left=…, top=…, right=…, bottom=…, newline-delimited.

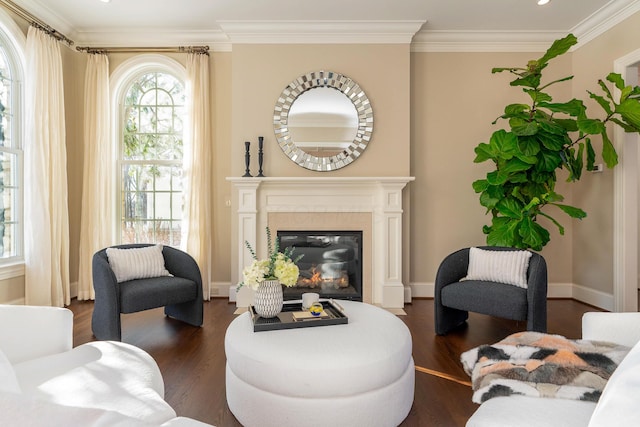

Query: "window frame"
left=111, top=55, right=187, bottom=247
left=0, top=11, right=25, bottom=272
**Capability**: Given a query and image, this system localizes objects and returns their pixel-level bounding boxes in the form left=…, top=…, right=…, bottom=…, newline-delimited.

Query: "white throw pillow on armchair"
left=462, top=247, right=532, bottom=288
left=106, top=245, right=171, bottom=283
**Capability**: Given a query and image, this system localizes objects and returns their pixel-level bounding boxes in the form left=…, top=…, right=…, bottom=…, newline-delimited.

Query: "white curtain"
left=24, top=26, right=70, bottom=307
left=77, top=54, right=113, bottom=300
left=182, top=52, right=212, bottom=300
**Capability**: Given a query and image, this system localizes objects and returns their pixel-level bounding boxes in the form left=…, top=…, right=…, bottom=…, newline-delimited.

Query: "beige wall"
left=230, top=44, right=411, bottom=178
left=571, top=12, right=640, bottom=294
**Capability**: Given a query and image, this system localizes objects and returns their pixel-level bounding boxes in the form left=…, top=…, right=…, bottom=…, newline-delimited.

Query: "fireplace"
left=278, top=230, right=363, bottom=302
left=228, top=176, right=414, bottom=308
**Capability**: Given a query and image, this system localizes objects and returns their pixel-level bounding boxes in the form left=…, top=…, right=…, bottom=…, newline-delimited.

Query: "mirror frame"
left=273, top=70, right=373, bottom=172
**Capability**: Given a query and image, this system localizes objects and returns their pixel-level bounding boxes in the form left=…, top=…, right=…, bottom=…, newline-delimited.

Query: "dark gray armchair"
left=92, top=244, right=203, bottom=341
left=435, top=246, right=547, bottom=335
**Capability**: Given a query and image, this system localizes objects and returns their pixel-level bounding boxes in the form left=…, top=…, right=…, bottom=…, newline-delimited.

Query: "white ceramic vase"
left=254, top=279, right=283, bottom=318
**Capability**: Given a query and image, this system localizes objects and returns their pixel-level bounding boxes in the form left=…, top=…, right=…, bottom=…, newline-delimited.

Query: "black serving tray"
left=249, top=299, right=349, bottom=332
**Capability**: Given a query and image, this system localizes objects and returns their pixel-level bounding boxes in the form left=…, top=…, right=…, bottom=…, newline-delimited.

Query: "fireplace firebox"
left=277, top=231, right=363, bottom=302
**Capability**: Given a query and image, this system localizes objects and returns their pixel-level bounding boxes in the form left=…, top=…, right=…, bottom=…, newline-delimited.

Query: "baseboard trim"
left=408, top=281, right=613, bottom=311
left=210, top=282, right=232, bottom=299
left=571, top=284, right=614, bottom=311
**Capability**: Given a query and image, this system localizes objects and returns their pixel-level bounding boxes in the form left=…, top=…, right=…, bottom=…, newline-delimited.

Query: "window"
left=119, top=71, right=185, bottom=246
left=0, top=31, right=22, bottom=263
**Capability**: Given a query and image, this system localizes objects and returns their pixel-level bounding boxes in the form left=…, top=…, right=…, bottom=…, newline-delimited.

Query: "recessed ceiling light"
left=537, top=0, right=550, bottom=5
left=100, top=0, right=111, bottom=3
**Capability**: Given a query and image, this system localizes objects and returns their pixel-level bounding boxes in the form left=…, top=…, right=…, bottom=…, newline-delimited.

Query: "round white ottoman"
left=225, top=301, right=414, bottom=427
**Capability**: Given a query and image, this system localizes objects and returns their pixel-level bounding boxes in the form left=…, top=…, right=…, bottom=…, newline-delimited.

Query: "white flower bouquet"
left=238, top=227, right=303, bottom=290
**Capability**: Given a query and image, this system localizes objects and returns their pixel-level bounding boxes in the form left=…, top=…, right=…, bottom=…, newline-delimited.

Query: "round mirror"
left=273, top=70, right=373, bottom=172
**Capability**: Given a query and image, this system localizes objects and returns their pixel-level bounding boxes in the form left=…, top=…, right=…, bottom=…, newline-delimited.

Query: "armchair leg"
left=91, top=305, right=122, bottom=341
left=527, top=312, right=547, bottom=333
left=165, top=299, right=203, bottom=327
left=435, top=306, right=469, bottom=335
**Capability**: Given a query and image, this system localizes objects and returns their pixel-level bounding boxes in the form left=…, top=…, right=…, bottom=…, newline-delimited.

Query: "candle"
left=245, top=141, right=250, bottom=150
left=258, top=136, right=264, bottom=150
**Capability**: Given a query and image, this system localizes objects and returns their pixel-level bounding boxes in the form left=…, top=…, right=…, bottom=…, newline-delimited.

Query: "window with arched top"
left=118, top=70, right=185, bottom=246
left=0, top=18, right=24, bottom=265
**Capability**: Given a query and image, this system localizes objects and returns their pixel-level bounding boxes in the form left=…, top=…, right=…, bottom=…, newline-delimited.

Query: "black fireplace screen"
left=277, top=230, right=363, bottom=302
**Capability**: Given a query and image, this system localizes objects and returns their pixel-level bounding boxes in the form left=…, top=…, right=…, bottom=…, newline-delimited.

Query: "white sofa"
left=0, top=304, right=213, bottom=427
left=466, top=312, right=640, bottom=427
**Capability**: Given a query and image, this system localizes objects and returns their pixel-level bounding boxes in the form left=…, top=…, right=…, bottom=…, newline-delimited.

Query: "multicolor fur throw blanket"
left=460, top=332, right=630, bottom=404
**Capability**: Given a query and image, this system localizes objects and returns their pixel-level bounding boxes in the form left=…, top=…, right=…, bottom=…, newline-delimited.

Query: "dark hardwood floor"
left=67, top=298, right=601, bottom=427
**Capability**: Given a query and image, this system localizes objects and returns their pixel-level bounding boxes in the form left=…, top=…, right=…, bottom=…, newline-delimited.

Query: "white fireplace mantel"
left=227, top=176, right=415, bottom=308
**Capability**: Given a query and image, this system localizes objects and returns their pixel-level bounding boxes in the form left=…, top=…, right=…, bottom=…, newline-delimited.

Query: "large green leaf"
left=586, top=138, right=596, bottom=171
left=474, top=143, right=495, bottom=163
left=538, top=34, right=577, bottom=65
left=598, top=78, right=614, bottom=101
left=537, top=150, right=563, bottom=171
left=616, top=98, right=640, bottom=129
left=611, top=117, right=640, bottom=133
left=588, top=91, right=613, bottom=115
left=515, top=153, right=539, bottom=165
left=501, top=158, right=534, bottom=174
left=539, top=212, right=565, bottom=235
left=510, top=118, right=539, bottom=136
left=538, top=133, right=566, bottom=151
left=479, top=183, right=505, bottom=210
left=486, top=217, right=521, bottom=247
left=577, top=118, right=605, bottom=135
left=504, top=103, right=530, bottom=116
left=518, top=216, right=550, bottom=251
left=607, top=72, right=625, bottom=91
left=539, top=99, right=586, bottom=117
left=564, top=144, right=584, bottom=182
left=490, top=129, right=519, bottom=158
left=472, top=179, right=489, bottom=193
left=518, top=136, right=541, bottom=156
left=496, top=198, right=524, bottom=219
left=621, top=86, right=633, bottom=103
left=480, top=191, right=500, bottom=210
left=511, top=73, right=541, bottom=89
left=551, top=203, right=587, bottom=219
left=486, top=170, right=508, bottom=186
left=601, top=131, right=619, bottom=168
left=538, top=120, right=567, bottom=135
left=509, top=172, right=530, bottom=183
left=538, top=76, right=574, bottom=92
left=552, top=118, right=579, bottom=132
left=524, top=88, right=552, bottom=103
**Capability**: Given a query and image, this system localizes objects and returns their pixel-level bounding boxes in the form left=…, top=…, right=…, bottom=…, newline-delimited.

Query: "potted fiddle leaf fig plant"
left=473, top=33, right=640, bottom=251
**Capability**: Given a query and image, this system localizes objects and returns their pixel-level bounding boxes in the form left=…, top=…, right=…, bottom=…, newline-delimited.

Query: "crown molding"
left=218, top=20, right=425, bottom=44
left=412, top=0, right=640, bottom=53
left=571, top=0, right=640, bottom=49
left=7, top=0, right=76, bottom=38
left=410, top=31, right=566, bottom=53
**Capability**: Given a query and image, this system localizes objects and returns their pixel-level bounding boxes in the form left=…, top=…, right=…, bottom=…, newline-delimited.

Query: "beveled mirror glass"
left=273, top=70, right=373, bottom=171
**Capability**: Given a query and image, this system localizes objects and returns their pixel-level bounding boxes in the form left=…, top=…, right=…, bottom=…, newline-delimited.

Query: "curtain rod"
left=76, top=46, right=210, bottom=55
left=0, top=0, right=73, bottom=46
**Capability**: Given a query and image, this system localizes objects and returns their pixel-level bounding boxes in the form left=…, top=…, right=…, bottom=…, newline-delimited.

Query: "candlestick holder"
left=257, top=136, right=265, bottom=177
left=243, top=141, right=252, bottom=177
